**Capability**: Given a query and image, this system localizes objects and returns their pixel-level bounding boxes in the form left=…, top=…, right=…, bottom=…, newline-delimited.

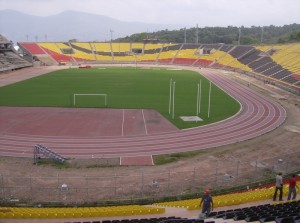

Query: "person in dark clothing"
left=199, top=189, right=213, bottom=218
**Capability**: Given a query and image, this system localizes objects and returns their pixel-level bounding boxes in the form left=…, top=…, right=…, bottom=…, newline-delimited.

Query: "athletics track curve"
left=0, top=68, right=287, bottom=159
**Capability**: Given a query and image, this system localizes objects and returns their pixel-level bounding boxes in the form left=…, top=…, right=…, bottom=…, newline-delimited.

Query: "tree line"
left=116, top=23, right=300, bottom=45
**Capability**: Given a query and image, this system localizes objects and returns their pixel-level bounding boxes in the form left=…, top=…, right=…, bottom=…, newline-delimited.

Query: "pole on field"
left=196, top=80, right=202, bottom=116
left=196, top=83, right=199, bottom=115
left=169, top=79, right=176, bottom=119
left=208, top=81, right=212, bottom=118
left=172, top=81, right=176, bottom=119
left=199, top=80, right=201, bottom=115
left=169, top=78, right=173, bottom=115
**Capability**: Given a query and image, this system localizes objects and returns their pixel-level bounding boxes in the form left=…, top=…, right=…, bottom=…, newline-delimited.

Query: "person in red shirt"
left=287, top=174, right=299, bottom=200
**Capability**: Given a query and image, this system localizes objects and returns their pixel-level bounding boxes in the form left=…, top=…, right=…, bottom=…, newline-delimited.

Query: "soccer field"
left=0, top=67, right=240, bottom=129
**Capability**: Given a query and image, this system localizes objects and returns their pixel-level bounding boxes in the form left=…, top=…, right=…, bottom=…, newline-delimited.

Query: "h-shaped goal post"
left=73, top=93, right=108, bottom=107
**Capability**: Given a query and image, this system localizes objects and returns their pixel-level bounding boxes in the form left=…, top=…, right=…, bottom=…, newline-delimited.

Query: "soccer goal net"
left=73, top=94, right=107, bottom=107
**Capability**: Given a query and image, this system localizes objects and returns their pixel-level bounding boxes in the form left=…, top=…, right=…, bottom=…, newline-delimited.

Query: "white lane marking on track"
left=142, top=109, right=148, bottom=135
left=122, top=109, right=125, bottom=137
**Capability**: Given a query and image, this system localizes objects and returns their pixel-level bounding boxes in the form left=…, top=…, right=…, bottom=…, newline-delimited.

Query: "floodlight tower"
left=238, top=27, right=241, bottom=45
left=196, top=24, right=199, bottom=44
left=110, top=29, right=114, bottom=42
left=184, top=27, right=187, bottom=43
left=260, top=26, right=264, bottom=44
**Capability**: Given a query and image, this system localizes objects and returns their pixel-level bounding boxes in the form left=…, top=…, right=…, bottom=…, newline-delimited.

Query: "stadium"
left=1, top=6, right=300, bottom=223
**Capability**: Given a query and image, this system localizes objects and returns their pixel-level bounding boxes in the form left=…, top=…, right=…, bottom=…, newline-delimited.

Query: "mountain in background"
left=1, top=10, right=299, bottom=45
left=0, top=10, right=180, bottom=43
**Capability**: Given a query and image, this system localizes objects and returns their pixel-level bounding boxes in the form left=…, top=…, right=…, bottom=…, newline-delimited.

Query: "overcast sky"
left=1, top=0, right=300, bottom=27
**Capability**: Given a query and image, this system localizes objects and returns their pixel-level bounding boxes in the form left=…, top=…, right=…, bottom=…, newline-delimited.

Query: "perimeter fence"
left=1, top=150, right=300, bottom=205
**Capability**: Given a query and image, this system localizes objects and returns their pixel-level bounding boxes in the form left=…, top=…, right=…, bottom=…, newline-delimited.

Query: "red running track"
left=0, top=68, right=286, bottom=159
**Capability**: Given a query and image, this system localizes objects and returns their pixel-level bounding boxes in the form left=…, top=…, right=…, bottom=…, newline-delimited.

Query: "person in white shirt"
left=273, top=172, right=283, bottom=201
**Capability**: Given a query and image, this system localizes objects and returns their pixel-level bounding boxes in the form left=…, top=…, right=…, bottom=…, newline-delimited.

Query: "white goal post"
left=73, top=94, right=107, bottom=107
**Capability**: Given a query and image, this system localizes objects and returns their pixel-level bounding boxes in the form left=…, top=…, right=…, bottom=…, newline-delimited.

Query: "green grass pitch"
left=0, top=67, right=240, bottom=129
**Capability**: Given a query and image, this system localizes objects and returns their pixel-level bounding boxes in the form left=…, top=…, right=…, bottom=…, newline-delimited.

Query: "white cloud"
left=1, top=0, right=300, bottom=27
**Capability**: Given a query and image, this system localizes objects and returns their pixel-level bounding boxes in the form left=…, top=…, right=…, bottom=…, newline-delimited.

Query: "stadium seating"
left=248, top=44, right=300, bottom=86
left=156, top=44, right=181, bottom=64
left=111, top=43, right=131, bottom=53
left=267, top=44, right=300, bottom=82
left=0, top=205, right=165, bottom=219
left=90, top=43, right=113, bottom=62
left=131, top=43, right=145, bottom=50
left=0, top=35, right=32, bottom=71
left=217, top=46, right=253, bottom=71
left=19, top=42, right=47, bottom=55
left=16, top=41, right=300, bottom=89
left=134, top=43, right=162, bottom=63
left=37, top=42, right=75, bottom=63
left=211, top=200, right=300, bottom=223
left=69, top=42, right=97, bottom=61
left=173, top=44, right=200, bottom=65
left=1, top=200, right=299, bottom=222
left=153, top=182, right=300, bottom=210
left=110, top=43, right=134, bottom=63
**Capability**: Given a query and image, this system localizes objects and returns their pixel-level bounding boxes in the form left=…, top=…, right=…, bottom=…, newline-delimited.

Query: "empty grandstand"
left=0, top=35, right=32, bottom=72
left=18, top=41, right=300, bottom=92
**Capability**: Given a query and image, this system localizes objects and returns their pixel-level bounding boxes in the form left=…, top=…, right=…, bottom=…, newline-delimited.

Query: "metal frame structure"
left=33, top=144, right=66, bottom=164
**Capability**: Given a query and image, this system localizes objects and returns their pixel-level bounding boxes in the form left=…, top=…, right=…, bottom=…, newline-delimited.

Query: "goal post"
left=73, top=94, right=107, bottom=107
